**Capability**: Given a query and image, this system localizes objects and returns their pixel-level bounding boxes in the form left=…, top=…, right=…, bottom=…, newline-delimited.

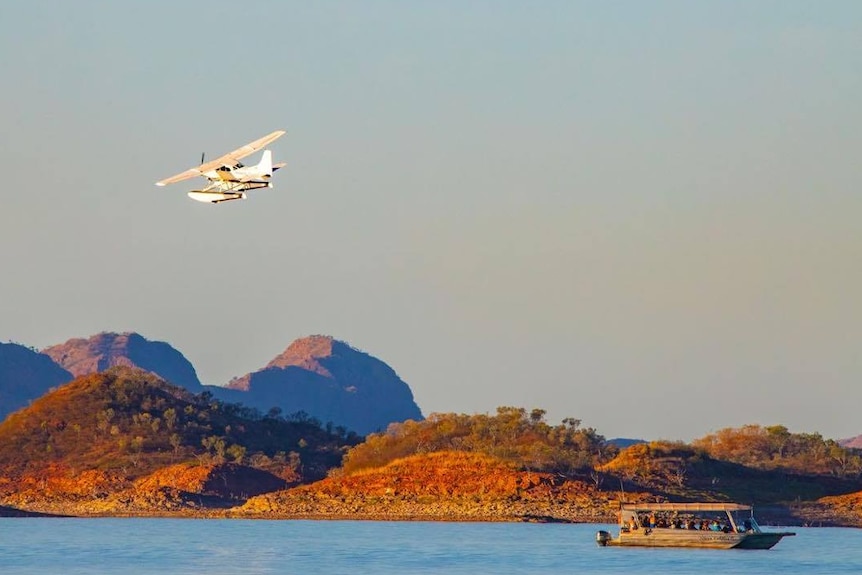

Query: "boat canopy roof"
left=620, top=503, right=751, bottom=513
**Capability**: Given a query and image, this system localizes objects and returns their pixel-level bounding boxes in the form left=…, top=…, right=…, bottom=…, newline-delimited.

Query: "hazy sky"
left=2, top=1, right=860, bottom=441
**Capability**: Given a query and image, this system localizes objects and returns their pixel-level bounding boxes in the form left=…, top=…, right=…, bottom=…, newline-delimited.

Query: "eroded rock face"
left=237, top=451, right=618, bottom=522
left=135, top=463, right=287, bottom=499
left=43, top=332, right=202, bottom=392
left=0, top=464, right=288, bottom=517
left=0, top=343, right=73, bottom=421
left=219, top=335, right=423, bottom=435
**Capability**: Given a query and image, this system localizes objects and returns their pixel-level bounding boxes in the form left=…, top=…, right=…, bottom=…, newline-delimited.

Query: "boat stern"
left=596, top=530, right=614, bottom=547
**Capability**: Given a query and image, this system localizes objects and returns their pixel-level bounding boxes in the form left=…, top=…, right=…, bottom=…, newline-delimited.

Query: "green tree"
left=226, top=444, right=246, bottom=464
left=164, top=408, right=177, bottom=431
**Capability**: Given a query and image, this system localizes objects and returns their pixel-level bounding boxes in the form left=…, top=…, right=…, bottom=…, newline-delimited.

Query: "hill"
left=253, top=408, right=862, bottom=525
left=238, top=451, right=621, bottom=522
left=43, top=332, right=203, bottom=392
left=811, top=491, right=862, bottom=527
left=0, top=342, right=73, bottom=421
left=339, top=406, right=607, bottom=476
left=0, top=367, right=360, bottom=515
left=598, top=439, right=862, bottom=507
left=217, top=335, right=423, bottom=435
left=3, top=377, right=862, bottom=525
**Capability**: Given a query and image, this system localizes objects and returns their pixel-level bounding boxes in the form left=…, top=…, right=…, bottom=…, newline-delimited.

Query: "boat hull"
left=604, top=529, right=794, bottom=550
left=732, top=532, right=794, bottom=550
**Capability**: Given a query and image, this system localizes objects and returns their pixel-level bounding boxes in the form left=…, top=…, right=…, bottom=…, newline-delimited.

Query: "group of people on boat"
left=624, top=513, right=753, bottom=534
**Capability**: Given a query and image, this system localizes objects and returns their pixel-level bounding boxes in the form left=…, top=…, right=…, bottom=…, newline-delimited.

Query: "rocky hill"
left=1, top=462, right=290, bottom=517
left=810, top=491, right=862, bottom=527
left=233, top=411, right=862, bottom=526
left=218, top=335, right=423, bottom=435
left=2, top=389, right=862, bottom=525
left=0, top=367, right=359, bottom=516
left=43, top=332, right=203, bottom=392
left=0, top=342, right=72, bottom=421
left=237, top=451, right=621, bottom=522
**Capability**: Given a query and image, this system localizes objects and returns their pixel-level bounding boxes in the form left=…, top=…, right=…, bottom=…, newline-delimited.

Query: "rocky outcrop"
left=0, top=342, right=73, bottom=421
left=217, top=335, right=422, bottom=435
left=135, top=463, right=287, bottom=499
left=237, top=451, right=620, bottom=522
left=0, top=463, right=286, bottom=517
left=806, top=491, right=862, bottom=527
left=43, top=332, right=203, bottom=392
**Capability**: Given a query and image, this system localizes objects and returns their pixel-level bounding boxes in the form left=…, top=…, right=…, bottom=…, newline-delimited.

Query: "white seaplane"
left=155, top=130, right=286, bottom=203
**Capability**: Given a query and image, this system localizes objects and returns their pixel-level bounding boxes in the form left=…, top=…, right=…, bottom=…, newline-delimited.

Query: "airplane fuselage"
left=202, top=164, right=271, bottom=184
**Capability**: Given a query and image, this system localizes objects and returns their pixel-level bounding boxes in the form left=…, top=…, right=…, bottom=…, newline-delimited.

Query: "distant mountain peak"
left=42, top=332, right=202, bottom=392
left=265, top=335, right=339, bottom=378
left=840, top=435, right=862, bottom=449
left=230, top=335, right=373, bottom=390
left=220, top=335, right=422, bottom=435
left=4, top=332, right=424, bottom=438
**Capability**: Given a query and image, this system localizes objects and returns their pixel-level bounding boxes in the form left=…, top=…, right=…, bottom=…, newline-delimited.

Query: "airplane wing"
left=155, top=168, right=202, bottom=186
left=217, top=130, right=286, bottom=164
left=155, top=130, right=286, bottom=186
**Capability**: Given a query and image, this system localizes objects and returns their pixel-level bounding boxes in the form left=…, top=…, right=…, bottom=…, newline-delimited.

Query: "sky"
left=2, top=1, right=861, bottom=442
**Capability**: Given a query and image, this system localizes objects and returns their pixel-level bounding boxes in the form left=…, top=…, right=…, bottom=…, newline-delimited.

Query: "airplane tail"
left=257, top=150, right=273, bottom=176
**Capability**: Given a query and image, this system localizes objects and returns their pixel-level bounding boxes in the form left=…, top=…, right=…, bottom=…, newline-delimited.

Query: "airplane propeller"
left=201, top=152, right=205, bottom=166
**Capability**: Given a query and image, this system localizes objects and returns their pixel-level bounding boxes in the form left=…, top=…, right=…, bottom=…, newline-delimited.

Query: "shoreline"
left=2, top=505, right=858, bottom=528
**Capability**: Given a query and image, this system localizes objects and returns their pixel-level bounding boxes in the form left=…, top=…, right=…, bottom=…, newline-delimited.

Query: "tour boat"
left=596, top=502, right=795, bottom=549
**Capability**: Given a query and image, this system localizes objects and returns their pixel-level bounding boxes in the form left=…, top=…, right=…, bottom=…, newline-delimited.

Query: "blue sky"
left=2, top=1, right=861, bottom=441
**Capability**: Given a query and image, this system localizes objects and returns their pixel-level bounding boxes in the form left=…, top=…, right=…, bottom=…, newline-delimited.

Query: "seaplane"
left=155, top=130, right=286, bottom=203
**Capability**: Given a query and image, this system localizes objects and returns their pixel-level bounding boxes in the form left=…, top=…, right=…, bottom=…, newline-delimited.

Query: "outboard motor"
left=596, top=530, right=613, bottom=547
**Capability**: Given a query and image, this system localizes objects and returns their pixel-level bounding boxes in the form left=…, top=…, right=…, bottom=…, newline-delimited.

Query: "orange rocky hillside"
left=237, top=450, right=631, bottom=522
left=807, top=491, right=862, bottom=527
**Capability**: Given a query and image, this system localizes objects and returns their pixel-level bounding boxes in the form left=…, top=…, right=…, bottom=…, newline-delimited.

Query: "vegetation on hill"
left=340, top=406, right=611, bottom=477
left=0, top=367, right=360, bottom=484
left=2, top=374, right=862, bottom=525
left=693, top=424, right=862, bottom=477
left=335, top=409, right=862, bottom=516
left=599, top=434, right=862, bottom=505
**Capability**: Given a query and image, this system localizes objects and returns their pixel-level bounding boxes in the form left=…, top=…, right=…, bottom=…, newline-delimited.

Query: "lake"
left=0, top=519, right=859, bottom=574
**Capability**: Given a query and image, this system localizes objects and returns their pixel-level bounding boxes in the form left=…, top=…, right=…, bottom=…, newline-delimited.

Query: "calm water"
left=0, top=519, right=859, bottom=575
